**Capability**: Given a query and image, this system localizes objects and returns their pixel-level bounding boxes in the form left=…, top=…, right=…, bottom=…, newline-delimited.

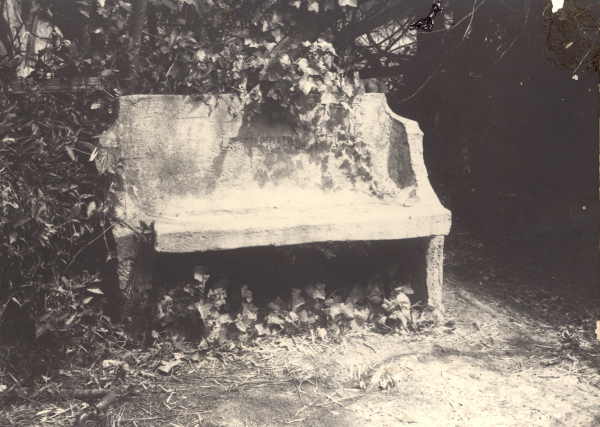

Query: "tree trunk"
left=123, top=0, right=148, bottom=92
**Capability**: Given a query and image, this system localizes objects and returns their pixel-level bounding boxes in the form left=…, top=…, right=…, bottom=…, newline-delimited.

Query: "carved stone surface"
left=102, top=94, right=450, bottom=249
left=101, top=93, right=452, bottom=313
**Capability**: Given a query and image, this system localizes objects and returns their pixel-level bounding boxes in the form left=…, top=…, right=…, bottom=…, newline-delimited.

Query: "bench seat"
left=153, top=202, right=450, bottom=252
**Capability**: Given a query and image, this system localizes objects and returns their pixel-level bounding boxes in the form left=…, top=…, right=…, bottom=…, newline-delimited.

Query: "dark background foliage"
left=1, top=0, right=599, bottom=344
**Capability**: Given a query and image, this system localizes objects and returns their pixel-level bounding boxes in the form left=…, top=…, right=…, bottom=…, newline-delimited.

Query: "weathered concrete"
left=100, top=93, right=451, bottom=313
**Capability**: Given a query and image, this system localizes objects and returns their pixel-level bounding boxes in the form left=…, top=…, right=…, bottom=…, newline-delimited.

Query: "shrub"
left=0, top=86, right=118, bottom=332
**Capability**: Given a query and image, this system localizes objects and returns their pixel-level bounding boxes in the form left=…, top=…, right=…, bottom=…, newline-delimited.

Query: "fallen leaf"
left=89, top=147, right=98, bottom=161
left=102, top=359, right=129, bottom=370
left=158, top=359, right=183, bottom=374
left=64, top=314, right=77, bottom=326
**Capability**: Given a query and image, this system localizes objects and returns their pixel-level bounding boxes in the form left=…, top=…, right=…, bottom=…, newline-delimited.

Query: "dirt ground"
left=2, top=231, right=600, bottom=426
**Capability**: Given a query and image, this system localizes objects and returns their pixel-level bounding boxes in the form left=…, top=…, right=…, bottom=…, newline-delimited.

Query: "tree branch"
left=125, top=0, right=148, bottom=87
left=335, top=1, right=417, bottom=49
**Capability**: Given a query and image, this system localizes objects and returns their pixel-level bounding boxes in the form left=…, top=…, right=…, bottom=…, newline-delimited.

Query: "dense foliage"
left=545, top=0, right=600, bottom=77
left=0, top=88, right=119, bottom=346
left=0, top=0, right=430, bottom=338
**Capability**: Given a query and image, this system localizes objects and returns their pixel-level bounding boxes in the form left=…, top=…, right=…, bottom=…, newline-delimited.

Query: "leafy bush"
left=0, top=272, right=132, bottom=388
left=0, top=0, right=408, bottom=343
left=0, top=87, right=118, bottom=330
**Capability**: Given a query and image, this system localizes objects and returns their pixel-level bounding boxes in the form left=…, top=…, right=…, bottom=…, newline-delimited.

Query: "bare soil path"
left=2, top=232, right=600, bottom=426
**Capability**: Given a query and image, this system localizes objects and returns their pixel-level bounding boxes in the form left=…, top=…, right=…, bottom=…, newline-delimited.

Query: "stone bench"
left=100, top=93, right=451, bottom=315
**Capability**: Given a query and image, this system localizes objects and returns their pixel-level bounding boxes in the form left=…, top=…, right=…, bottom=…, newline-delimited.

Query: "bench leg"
left=114, top=223, right=156, bottom=300
left=114, top=223, right=157, bottom=341
left=415, top=235, right=445, bottom=319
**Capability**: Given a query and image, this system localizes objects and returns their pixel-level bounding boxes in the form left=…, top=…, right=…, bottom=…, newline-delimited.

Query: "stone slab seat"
left=100, top=93, right=451, bottom=315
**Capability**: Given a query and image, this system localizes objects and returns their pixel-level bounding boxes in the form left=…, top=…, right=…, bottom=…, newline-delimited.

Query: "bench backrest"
left=101, top=93, right=443, bottom=223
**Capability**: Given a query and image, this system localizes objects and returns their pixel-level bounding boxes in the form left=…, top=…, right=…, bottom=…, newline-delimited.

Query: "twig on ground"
left=362, top=342, right=377, bottom=353
left=286, top=417, right=307, bottom=424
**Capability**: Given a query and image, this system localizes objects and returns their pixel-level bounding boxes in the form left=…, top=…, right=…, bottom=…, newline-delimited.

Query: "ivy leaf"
left=266, top=313, right=285, bottom=327
left=305, top=283, right=326, bottom=300
left=89, top=147, right=98, bottom=162
left=216, top=313, right=233, bottom=326
left=329, top=303, right=342, bottom=318
left=329, top=302, right=355, bottom=319
left=86, top=201, right=97, bottom=218
left=195, top=301, right=211, bottom=320
left=316, top=327, right=327, bottom=339
left=291, top=288, right=306, bottom=311
left=367, top=283, right=384, bottom=305
left=298, top=77, right=315, bottom=95
left=270, top=12, right=283, bottom=25
left=244, top=38, right=260, bottom=48
left=354, top=307, right=370, bottom=322
left=271, top=28, right=284, bottom=42
left=268, top=297, right=285, bottom=312
left=65, top=145, right=76, bottom=161
left=193, top=266, right=209, bottom=285
left=241, top=285, right=253, bottom=303
left=298, top=309, right=316, bottom=325
left=287, top=310, right=299, bottom=323
left=315, top=39, right=336, bottom=54
left=279, top=54, right=291, bottom=66
left=64, top=314, right=77, bottom=326
left=255, top=323, right=269, bottom=336
left=322, top=0, right=337, bottom=11
left=297, top=57, right=317, bottom=75
left=235, top=317, right=249, bottom=332
left=241, top=302, right=258, bottom=321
